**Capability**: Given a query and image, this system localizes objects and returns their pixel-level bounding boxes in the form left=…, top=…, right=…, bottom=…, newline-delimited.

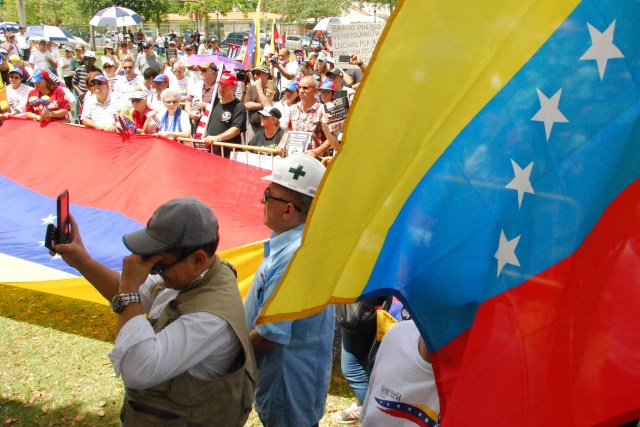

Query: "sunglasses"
left=104, top=65, right=113, bottom=69
left=131, top=98, right=144, bottom=103
left=261, top=188, right=301, bottom=211
left=123, top=66, right=133, bottom=69
left=149, top=247, right=198, bottom=275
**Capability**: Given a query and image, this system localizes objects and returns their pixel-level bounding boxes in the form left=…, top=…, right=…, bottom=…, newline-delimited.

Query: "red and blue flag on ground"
left=0, top=119, right=268, bottom=304
left=257, top=0, right=640, bottom=425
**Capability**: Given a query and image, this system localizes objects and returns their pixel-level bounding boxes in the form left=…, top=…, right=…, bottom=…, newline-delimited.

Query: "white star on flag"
left=505, top=159, right=535, bottom=208
left=40, top=213, right=56, bottom=225
left=531, top=88, right=569, bottom=141
left=495, top=230, right=521, bottom=277
left=580, top=20, right=624, bottom=81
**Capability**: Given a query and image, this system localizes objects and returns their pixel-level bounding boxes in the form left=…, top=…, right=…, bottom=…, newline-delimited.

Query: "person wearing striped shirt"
left=81, top=75, right=123, bottom=132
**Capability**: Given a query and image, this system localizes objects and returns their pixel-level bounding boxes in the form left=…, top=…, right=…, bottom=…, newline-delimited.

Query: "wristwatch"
left=216, top=135, right=222, bottom=142
left=110, top=293, right=141, bottom=314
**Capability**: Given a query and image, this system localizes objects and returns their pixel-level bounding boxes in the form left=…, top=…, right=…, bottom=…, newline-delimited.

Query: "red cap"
left=219, top=72, right=237, bottom=86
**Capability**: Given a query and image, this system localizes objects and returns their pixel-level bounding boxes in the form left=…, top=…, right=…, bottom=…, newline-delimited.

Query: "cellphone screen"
left=57, top=190, right=70, bottom=244
left=338, top=55, right=351, bottom=63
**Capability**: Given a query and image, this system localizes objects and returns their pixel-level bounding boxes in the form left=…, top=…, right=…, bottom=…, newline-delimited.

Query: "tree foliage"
left=262, top=0, right=350, bottom=23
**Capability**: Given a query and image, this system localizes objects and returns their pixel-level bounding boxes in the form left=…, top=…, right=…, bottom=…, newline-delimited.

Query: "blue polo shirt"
left=244, top=224, right=335, bottom=427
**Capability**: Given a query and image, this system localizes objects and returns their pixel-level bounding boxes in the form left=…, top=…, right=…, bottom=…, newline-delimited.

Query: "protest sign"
left=324, top=95, right=349, bottom=123
left=331, top=23, right=385, bottom=68
left=283, top=131, right=312, bottom=156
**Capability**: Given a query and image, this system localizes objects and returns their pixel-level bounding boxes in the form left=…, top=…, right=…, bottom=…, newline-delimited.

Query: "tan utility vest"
left=121, top=256, right=258, bottom=426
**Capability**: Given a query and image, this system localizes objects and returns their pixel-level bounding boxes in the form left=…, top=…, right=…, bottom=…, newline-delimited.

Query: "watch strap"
left=111, top=292, right=141, bottom=313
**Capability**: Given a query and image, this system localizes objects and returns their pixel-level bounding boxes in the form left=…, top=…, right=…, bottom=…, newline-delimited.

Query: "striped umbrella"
left=25, top=25, right=76, bottom=42
left=0, top=22, right=21, bottom=32
left=89, top=6, right=144, bottom=27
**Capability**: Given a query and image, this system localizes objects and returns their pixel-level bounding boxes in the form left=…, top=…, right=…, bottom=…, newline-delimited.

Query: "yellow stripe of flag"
left=257, top=0, right=580, bottom=324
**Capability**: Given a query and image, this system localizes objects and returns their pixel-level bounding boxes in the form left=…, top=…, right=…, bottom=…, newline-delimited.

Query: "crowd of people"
left=3, top=25, right=441, bottom=427
left=1, top=27, right=369, bottom=162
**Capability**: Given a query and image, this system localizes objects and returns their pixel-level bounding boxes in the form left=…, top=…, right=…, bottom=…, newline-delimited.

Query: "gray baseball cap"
left=122, top=197, right=219, bottom=255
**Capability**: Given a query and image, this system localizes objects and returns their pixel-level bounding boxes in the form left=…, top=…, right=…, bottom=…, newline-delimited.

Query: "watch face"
left=110, top=296, right=123, bottom=313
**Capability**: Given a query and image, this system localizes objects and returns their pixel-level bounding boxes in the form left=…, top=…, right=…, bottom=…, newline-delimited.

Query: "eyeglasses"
left=104, top=65, right=113, bottom=69
left=164, top=100, right=179, bottom=104
left=143, top=46, right=151, bottom=50
left=261, top=188, right=301, bottom=211
left=149, top=247, right=198, bottom=275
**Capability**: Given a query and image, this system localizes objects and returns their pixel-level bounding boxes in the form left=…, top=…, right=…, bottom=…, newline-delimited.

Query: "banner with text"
left=331, top=23, right=385, bottom=68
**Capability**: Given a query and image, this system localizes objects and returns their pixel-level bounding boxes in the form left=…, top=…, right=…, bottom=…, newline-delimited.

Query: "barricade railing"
left=178, top=138, right=281, bottom=170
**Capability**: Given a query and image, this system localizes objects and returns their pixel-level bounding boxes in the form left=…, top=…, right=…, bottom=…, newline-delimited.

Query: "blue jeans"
left=341, top=329, right=374, bottom=404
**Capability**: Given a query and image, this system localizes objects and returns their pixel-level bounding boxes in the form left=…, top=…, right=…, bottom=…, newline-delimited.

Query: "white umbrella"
left=313, top=17, right=343, bottom=31
left=90, top=6, right=144, bottom=27
left=0, top=22, right=20, bottom=32
left=25, top=25, right=76, bottom=42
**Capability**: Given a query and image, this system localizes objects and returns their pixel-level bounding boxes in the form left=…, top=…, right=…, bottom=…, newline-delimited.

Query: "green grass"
left=0, top=285, right=357, bottom=426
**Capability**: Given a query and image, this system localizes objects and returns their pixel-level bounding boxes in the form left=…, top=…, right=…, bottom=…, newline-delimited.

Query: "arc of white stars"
left=505, top=159, right=535, bottom=208
left=40, top=213, right=56, bottom=226
left=579, top=20, right=624, bottom=81
left=495, top=230, right=521, bottom=277
left=531, top=88, right=568, bottom=141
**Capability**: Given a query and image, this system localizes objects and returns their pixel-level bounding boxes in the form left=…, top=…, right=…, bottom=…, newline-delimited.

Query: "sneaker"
left=331, top=402, right=361, bottom=424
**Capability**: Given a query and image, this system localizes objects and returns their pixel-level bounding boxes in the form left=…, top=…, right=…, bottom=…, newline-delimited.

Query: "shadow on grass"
left=0, top=284, right=116, bottom=342
left=0, top=397, right=121, bottom=427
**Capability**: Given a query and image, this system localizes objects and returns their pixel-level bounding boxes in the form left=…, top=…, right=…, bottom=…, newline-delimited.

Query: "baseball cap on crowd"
left=284, top=80, right=299, bottom=92
left=196, top=61, right=218, bottom=72
left=219, top=72, right=237, bottom=86
left=250, top=65, right=270, bottom=75
left=31, top=69, right=50, bottom=83
left=319, top=80, right=336, bottom=91
left=74, top=44, right=84, bottom=51
left=169, top=40, right=177, bottom=46
left=122, top=197, right=219, bottom=255
left=318, top=54, right=328, bottom=62
left=153, top=74, right=169, bottom=83
left=89, top=74, right=108, bottom=85
left=257, top=107, right=282, bottom=120
left=102, top=59, right=114, bottom=67
left=142, top=42, right=151, bottom=48
left=84, top=50, right=96, bottom=59
left=326, top=56, right=335, bottom=64
left=65, top=46, right=74, bottom=52
left=0, top=48, right=7, bottom=54
left=130, top=91, right=146, bottom=100
left=9, top=68, right=23, bottom=77
left=185, top=44, right=193, bottom=50
left=104, top=42, right=115, bottom=49
left=326, top=69, right=343, bottom=78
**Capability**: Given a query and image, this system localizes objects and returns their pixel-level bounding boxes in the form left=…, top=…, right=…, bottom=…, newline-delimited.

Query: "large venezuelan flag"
left=258, top=0, right=640, bottom=425
left=0, top=119, right=269, bottom=304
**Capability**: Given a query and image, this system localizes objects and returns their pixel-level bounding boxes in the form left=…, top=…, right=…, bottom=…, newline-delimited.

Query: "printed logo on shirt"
left=374, top=395, right=440, bottom=427
left=221, top=111, right=232, bottom=122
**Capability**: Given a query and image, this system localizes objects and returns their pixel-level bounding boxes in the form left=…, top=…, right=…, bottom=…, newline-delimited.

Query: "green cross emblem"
left=289, top=165, right=306, bottom=180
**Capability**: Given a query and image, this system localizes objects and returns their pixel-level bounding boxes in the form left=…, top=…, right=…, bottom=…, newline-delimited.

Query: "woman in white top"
left=144, top=88, right=191, bottom=140
left=5, top=68, right=31, bottom=115
left=28, top=39, right=57, bottom=71
left=101, top=42, right=120, bottom=69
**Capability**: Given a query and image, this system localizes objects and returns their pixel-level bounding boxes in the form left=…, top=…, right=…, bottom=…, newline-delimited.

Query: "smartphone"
left=338, top=55, right=351, bottom=63
left=44, top=190, right=70, bottom=252
left=267, top=79, right=275, bottom=93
